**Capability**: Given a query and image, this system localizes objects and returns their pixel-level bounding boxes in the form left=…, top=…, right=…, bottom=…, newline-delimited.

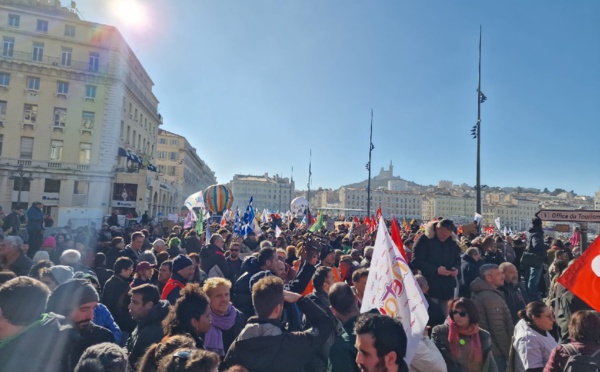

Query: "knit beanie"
left=47, top=279, right=99, bottom=316
left=172, top=254, right=193, bottom=273
left=49, top=265, right=74, bottom=285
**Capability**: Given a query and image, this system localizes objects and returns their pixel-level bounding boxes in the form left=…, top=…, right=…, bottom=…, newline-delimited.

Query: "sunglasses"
left=450, top=310, right=468, bottom=317
left=230, top=249, right=239, bottom=252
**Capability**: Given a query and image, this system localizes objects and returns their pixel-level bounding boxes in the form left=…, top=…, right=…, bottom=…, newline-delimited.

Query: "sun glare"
left=110, top=0, right=148, bottom=29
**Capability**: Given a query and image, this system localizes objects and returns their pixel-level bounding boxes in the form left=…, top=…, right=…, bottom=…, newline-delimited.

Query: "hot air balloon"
left=203, top=184, right=234, bottom=215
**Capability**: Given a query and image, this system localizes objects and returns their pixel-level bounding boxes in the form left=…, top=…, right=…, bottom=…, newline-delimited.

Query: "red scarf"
left=448, top=317, right=483, bottom=372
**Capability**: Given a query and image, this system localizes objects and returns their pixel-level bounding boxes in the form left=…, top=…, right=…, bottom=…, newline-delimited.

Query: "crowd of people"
left=0, top=205, right=599, bottom=372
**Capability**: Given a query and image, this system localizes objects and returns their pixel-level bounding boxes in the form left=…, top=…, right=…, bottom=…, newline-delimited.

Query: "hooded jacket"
left=459, top=254, right=483, bottom=298
left=221, top=296, right=335, bottom=372
left=200, top=243, right=230, bottom=279
left=232, top=256, right=262, bottom=316
left=412, top=221, right=461, bottom=300
left=127, top=300, right=170, bottom=366
left=470, top=277, right=514, bottom=359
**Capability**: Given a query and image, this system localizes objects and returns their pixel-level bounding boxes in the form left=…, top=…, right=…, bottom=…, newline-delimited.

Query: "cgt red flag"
left=375, top=207, right=382, bottom=223
left=557, top=236, right=600, bottom=312
left=391, top=216, right=408, bottom=262
left=353, top=216, right=360, bottom=225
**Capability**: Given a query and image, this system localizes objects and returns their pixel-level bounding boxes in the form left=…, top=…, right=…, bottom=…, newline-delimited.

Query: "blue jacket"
left=26, top=205, right=44, bottom=232
left=94, top=303, right=122, bottom=344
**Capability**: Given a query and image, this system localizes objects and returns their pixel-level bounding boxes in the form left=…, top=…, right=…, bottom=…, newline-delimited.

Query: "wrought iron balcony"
left=0, top=50, right=109, bottom=75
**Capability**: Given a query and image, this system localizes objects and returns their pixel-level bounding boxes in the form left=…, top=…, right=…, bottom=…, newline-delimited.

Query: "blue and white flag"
left=240, top=197, right=255, bottom=237
left=233, top=207, right=242, bottom=235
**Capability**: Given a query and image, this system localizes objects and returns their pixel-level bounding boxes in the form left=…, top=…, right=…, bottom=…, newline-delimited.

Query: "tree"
left=543, top=187, right=550, bottom=194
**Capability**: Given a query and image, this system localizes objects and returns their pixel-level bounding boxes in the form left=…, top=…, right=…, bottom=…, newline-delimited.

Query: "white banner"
left=360, top=216, right=429, bottom=365
left=494, top=217, right=501, bottom=230
left=184, top=191, right=205, bottom=210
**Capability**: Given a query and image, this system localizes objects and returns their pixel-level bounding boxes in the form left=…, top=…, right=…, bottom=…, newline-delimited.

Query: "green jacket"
left=328, top=315, right=360, bottom=372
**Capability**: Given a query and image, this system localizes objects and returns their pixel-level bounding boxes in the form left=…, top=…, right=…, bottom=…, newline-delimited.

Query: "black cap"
left=319, top=244, right=335, bottom=261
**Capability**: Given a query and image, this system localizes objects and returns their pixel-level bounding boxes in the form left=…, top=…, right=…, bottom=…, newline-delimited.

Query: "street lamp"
left=9, top=164, right=33, bottom=209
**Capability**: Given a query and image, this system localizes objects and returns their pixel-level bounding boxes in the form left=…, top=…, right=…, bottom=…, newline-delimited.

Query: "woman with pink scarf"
left=432, top=297, right=498, bottom=372
left=202, top=277, right=247, bottom=357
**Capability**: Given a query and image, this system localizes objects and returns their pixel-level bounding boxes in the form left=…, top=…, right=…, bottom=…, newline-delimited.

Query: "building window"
left=57, top=81, right=69, bottom=95
left=170, top=139, right=178, bottom=145
left=64, top=25, right=75, bottom=37
left=23, top=104, right=37, bottom=124
left=0, top=72, right=9, bottom=87
left=32, top=43, right=44, bottom=62
left=50, top=140, right=63, bottom=161
left=36, top=19, right=49, bottom=32
left=88, top=52, right=99, bottom=72
left=0, top=100, right=5, bottom=122
left=79, top=143, right=91, bottom=164
left=61, top=47, right=72, bottom=66
left=27, top=77, right=40, bottom=91
left=169, top=152, right=178, bottom=161
left=8, top=14, right=20, bottom=27
left=159, top=138, right=166, bottom=144
left=20, top=137, right=34, bottom=159
left=44, top=179, right=61, bottom=193
left=0, top=134, right=3, bottom=156
left=82, top=111, right=95, bottom=130
left=167, top=166, right=176, bottom=176
left=74, top=181, right=88, bottom=194
left=12, top=175, right=30, bottom=192
left=85, top=85, right=96, bottom=99
left=158, top=165, right=165, bottom=174
left=158, top=151, right=166, bottom=159
left=53, top=108, right=66, bottom=127
left=3, top=37, right=14, bottom=57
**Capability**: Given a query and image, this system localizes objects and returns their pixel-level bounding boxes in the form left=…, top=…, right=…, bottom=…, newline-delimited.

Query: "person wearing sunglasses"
left=432, top=297, right=497, bottom=372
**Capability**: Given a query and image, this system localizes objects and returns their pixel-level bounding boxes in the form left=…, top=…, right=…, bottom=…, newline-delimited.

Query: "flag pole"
left=307, top=150, right=312, bottom=206
left=366, top=109, right=374, bottom=218
left=476, top=26, right=482, bottom=218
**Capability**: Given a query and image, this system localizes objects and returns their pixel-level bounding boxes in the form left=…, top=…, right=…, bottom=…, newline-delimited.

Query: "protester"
left=414, top=274, right=445, bottom=330
left=162, top=283, right=212, bottom=348
left=470, top=264, right=514, bottom=371
left=512, top=301, right=558, bottom=372
left=459, top=247, right=484, bottom=298
left=432, top=297, right=497, bottom=371
left=498, top=262, right=529, bottom=324
left=351, top=268, right=369, bottom=307
left=26, top=201, right=45, bottom=259
left=544, top=310, right=600, bottom=371
left=1, top=206, right=23, bottom=235
left=102, top=257, right=136, bottom=338
left=47, top=278, right=115, bottom=368
left=521, top=218, right=549, bottom=301
left=161, top=254, right=195, bottom=304
left=225, top=242, right=243, bottom=284
left=354, top=312, right=409, bottom=372
left=412, top=219, right=461, bottom=316
left=0, top=235, right=33, bottom=276
left=0, top=277, right=72, bottom=372
left=105, top=236, right=125, bottom=271
left=156, top=260, right=173, bottom=294
left=232, top=247, right=278, bottom=316
left=222, top=276, right=335, bottom=371
left=119, top=231, right=146, bottom=265
left=200, top=234, right=230, bottom=278
left=39, top=264, right=74, bottom=291
left=137, top=334, right=197, bottom=372
left=132, top=260, right=155, bottom=288
left=127, top=283, right=171, bottom=367
left=74, top=342, right=128, bottom=372
left=202, top=277, right=247, bottom=357
left=158, top=348, right=220, bottom=372
left=328, top=282, right=360, bottom=372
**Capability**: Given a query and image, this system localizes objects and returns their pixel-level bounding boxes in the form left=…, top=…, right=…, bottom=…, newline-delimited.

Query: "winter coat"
left=328, top=315, right=359, bottom=372
left=161, top=272, right=189, bottom=305
left=232, top=267, right=261, bottom=317
left=512, top=319, right=557, bottom=372
left=127, top=300, right=170, bottom=367
left=93, top=303, right=122, bottom=344
left=118, top=246, right=141, bottom=265
left=459, top=254, right=483, bottom=298
left=200, top=243, right=230, bottom=279
left=500, top=282, right=529, bottom=325
left=543, top=341, right=600, bottom=371
left=102, top=274, right=136, bottom=333
left=0, top=313, right=73, bottom=372
left=104, top=247, right=122, bottom=271
left=2, top=211, right=21, bottom=235
left=470, top=277, right=514, bottom=359
left=26, top=205, right=44, bottom=232
left=69, top=322, right=115, bottom=369
left=483, top=250, right=505, bottom=266
left=431, top=324, right=496, bottom=372
left=412, top=221, right=462, bottom=300
left=221, top=296, right=335, bottom=372
left=528, top=226, right=548, bottom=258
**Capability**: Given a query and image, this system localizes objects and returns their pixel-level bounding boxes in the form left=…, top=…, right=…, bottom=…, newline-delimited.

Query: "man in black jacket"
left=200, top=234, right=230, bottom=278
left=47, top=279, right=114, bottom=369
left=522, top=217, right=548, bottom=301
left=412, top=219, right=461, bottom=316
left=126, top=284, right=170, bottom=368
left=0, top=277, right=73, bottom=372
left=118, top=231, right=145, bottom=265
left=232, top=247, right=278, bottom=316
left=1, top=207, right=23, bottom=235
left=222, top=276, right=335, bottom=372
left=102, top=257, right=136, bottom=336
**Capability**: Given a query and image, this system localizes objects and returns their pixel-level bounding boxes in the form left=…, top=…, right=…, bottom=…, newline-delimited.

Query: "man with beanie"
left=47, top=278, right=114, bottom=368
left=0, top=277, right=73, bottom=372
left=161, top=254, right=194, bottom=305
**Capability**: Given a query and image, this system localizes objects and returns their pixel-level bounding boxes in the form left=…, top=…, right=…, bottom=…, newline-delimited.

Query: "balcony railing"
left=0, top=157, right=112, bottom=173
left=0, top=50, right=109, bottom=75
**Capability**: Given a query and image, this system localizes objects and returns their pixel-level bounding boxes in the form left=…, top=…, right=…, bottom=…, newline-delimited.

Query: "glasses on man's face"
left=230, top=249, right=239, bottom=252
left=450, top=310, right=469, bottom=318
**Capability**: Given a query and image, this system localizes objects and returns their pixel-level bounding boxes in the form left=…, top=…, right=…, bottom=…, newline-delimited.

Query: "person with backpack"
left=544, top=310, right=600, bottom=371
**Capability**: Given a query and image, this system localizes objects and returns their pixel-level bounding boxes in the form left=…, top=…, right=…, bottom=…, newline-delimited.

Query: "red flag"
left=363, top=216, right=370, bottom=226
left=308, top=210, right=315, bottom=226
left=369, top=215, right=377, bottom=233
left=376, top=207, right=382, bottom=223
left=557, top=236, right=600, bottom=312
left=353, top=216, right=360, bottom=225
left=220, top=216, right=227, bottom=227
left=391, top=216, right=408, bottom=262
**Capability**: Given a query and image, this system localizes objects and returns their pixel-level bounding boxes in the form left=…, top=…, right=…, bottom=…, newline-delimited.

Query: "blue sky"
left=75, top=1, right=600, bottom=196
